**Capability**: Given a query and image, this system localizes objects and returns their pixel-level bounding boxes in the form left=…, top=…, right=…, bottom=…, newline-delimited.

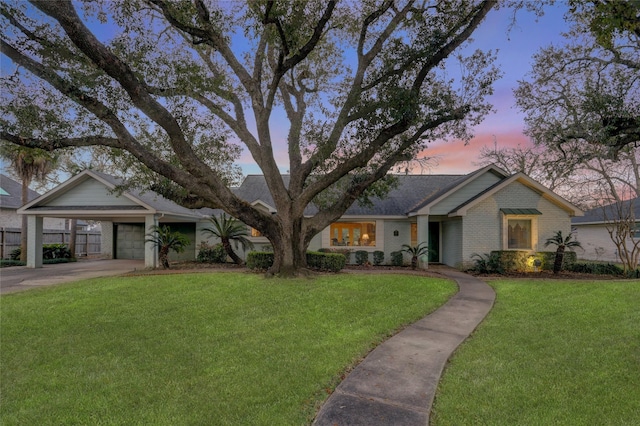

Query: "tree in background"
left=0, top=144, right=57, bottom=261
left=515, top=1, right=639, bottom=159
left=1, top=0, right=514, bottom=275
left=201, top=214, right=254, bottom=265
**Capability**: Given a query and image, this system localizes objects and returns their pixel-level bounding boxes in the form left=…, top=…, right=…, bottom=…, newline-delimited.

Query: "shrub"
left=490, top=250, right=529, bottom=272
left=246, top=252, right=274, bottom=270
left=0, top=259, right=25, bottom=268
left=568, top=262, right=624, bottom=276
left=43, top=258, right=77, bottom=265
left=12, top=244, right=73, bottom=261
left=470, top=252, right=503, bottom=274
left=373, top=251, right=384, bottom=266
left=355, top=250, right=369, bottom=265
left=9, top=248, right=21, bottom=260
left=196, top=242, right=227, bottom=263
left=536, top=251, right=577, bottom=271
left=306, top=251, right=346, bottom=272
left=390, top=251, right=403, bottom=266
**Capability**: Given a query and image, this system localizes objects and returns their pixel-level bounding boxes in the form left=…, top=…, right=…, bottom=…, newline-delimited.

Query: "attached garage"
left=115, top=223, right=146, bottom=260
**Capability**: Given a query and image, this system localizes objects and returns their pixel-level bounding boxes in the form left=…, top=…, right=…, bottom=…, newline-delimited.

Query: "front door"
left=428, top=222, right=440, bottom=262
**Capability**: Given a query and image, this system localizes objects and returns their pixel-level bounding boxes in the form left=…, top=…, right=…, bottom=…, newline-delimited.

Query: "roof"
left=19, top=170, right=203, bottom=221
left=572, top=197, right=640, bottom=224
left=0, top=173, right=41, bottom=209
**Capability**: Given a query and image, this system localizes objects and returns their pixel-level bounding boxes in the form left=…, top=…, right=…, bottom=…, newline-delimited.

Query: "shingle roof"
left=572, top=197, right=640, bottom=224
left=0, top=173, right=40, bottom=209
left=231, top=174, right=467, bottom=216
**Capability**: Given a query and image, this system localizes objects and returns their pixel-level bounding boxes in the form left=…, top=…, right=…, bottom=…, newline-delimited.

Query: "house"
left=18, top=165, right=583, bottom=269
left=1, top=173, right=67, bottom=258
left=572, top=197, right=640, bottom=263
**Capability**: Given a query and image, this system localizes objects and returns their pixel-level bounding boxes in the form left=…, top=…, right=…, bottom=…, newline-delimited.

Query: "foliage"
left=401, top=242, right=430, bottom=269
left=516, top=1, right=640, bottom=158
left=248, top=251, right=347, bottom=273
left=144, top=225, right=190, bottom=269
left=390, top=251, right=404, bottom=267
left=0, top=259, right=25, bottom=268
left=355, top=250, right=369, bottom=266
left=373, top=251, right=385, bottom=266
left=246, top=252, right=275, bottom=271
left=568, top=262, right=625, bottom=276
left=196, top=241, right=226, bottom=264
left=201, top=214, right=254, bottom=265
left=0, top=1, right=503, bottom=275
left=470, top=252, right=503, bottom=274
left=306, top=251, right=346, bottom=272
left=10, top=244, right=72, bottom=261
left=0, top=144, right=57, bottom=261
left=544, top=231, right=583, bottom=274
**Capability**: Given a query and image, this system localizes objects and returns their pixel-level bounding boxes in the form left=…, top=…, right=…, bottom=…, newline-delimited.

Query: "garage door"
left=116, top=224, right=145, bottom=259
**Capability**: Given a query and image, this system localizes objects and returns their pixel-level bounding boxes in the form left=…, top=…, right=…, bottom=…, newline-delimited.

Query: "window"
left=507, top=219, right=532, bottom=249
left=330, top=222, right=376, bottom=246
left=250, top=227, right=262, bottom=237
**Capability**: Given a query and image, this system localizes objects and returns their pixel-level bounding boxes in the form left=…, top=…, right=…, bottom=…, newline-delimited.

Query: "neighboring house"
left=18, top=165, right=583, bottom=269
left=572, top=197, right=640, bottom=263
left=0, top=173, right=66, bottom=229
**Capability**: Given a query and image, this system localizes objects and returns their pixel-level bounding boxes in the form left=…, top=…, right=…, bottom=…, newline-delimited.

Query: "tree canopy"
left=1, top=0, right=507, bottom=274
left=515, top=0, right=639, bottom=158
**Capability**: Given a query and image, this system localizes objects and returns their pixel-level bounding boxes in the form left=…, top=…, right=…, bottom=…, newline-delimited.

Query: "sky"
left=418, top=3, right=570, bottom=174
left=1, top=1, right=572, bottom=180
left=232, top=2, right=572, bottom=176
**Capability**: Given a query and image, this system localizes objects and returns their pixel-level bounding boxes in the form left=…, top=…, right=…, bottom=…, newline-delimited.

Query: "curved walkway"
left=313, top=269, right=495, bottom=425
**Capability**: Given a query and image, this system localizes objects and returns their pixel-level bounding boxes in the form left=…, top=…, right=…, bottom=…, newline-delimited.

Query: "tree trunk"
left=553, top=246, right=565, bottom=275
left=267, top=217, right=309, bottom=277
left=222, top=238, right=243, bottom=265
left=159, top=247, right=170, bottom=269
left=68, top=218, right=77, bottom=259
left=20, top=179, right=29, bottom=262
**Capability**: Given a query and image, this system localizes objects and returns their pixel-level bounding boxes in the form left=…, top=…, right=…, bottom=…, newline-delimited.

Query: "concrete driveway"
left=0, top=259, right=144, bottom=295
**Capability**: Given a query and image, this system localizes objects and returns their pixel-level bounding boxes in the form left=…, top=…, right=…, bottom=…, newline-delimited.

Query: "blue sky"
left=1, top=2, right=571, bottom=179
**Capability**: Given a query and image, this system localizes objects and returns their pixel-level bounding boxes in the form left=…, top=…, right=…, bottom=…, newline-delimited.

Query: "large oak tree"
left=1, top=0, right=504, bottom=275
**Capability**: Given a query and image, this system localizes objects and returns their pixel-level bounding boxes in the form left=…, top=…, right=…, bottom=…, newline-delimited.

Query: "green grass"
left=431, top=279, right=640, bottom=426
left=0, top=272, right=455, bottom=425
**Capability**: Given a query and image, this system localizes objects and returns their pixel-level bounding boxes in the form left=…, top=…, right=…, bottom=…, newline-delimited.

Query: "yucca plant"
left=544, top=231, right=582, bottom=274
left=201, top=213, right=254, bottom=265
left=145, top=225, right=190, bottom=269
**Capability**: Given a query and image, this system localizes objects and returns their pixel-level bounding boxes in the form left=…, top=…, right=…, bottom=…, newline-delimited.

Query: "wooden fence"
left=0, top=227, right=102, bottom=259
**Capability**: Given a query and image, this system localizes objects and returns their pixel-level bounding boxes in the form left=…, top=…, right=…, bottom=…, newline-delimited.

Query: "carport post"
left=417, top=214, right=429, bottom=269
left=26, top=215, right=43, bottom=268
left=144, top=214, right=158, bottom=269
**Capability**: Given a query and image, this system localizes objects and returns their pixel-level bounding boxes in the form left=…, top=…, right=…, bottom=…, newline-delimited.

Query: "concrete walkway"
left=0, top=259, right=144, bottom=295
left=313, top=269, right=495, bottom=425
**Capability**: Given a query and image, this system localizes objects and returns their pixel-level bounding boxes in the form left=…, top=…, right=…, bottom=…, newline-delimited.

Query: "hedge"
left=246, top=251, right=346, bottom=272
left=196, top=242, right=227, bottom=263
left=373, top=251, right=384, bottom=266
left=390, top=251, right=403, bottom=266
left=355, top=250, right=369, bottom=265
left=10, top=244, right=73, bottom=261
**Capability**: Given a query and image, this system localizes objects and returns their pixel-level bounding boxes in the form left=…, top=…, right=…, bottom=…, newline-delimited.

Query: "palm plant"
left=145, top=225, right=190, bottom=269
left=201, top=213, right=254, bottom=265
left=0, top=145, right=57, bottom=261
left=401, top=242, right=430, bottom=270
left=544, top=230, right=583, bottom=274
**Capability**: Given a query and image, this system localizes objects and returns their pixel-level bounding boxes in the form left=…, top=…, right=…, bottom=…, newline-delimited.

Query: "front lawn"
left=431, top=279, right=640, bottom=425
left=0, top=272, right=455, bottom=425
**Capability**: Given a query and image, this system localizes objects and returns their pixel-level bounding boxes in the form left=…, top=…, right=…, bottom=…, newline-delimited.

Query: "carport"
left=18, top=170, right=203, bottom=269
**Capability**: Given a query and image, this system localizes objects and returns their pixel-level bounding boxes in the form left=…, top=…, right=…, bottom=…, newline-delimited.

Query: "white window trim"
left=502, top=214, right=538, bottom=251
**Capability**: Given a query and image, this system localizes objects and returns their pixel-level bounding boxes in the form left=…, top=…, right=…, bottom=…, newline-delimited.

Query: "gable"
left=44, top=177, right=139, bottom=207
left=427, top=171, right=503, bottom=215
